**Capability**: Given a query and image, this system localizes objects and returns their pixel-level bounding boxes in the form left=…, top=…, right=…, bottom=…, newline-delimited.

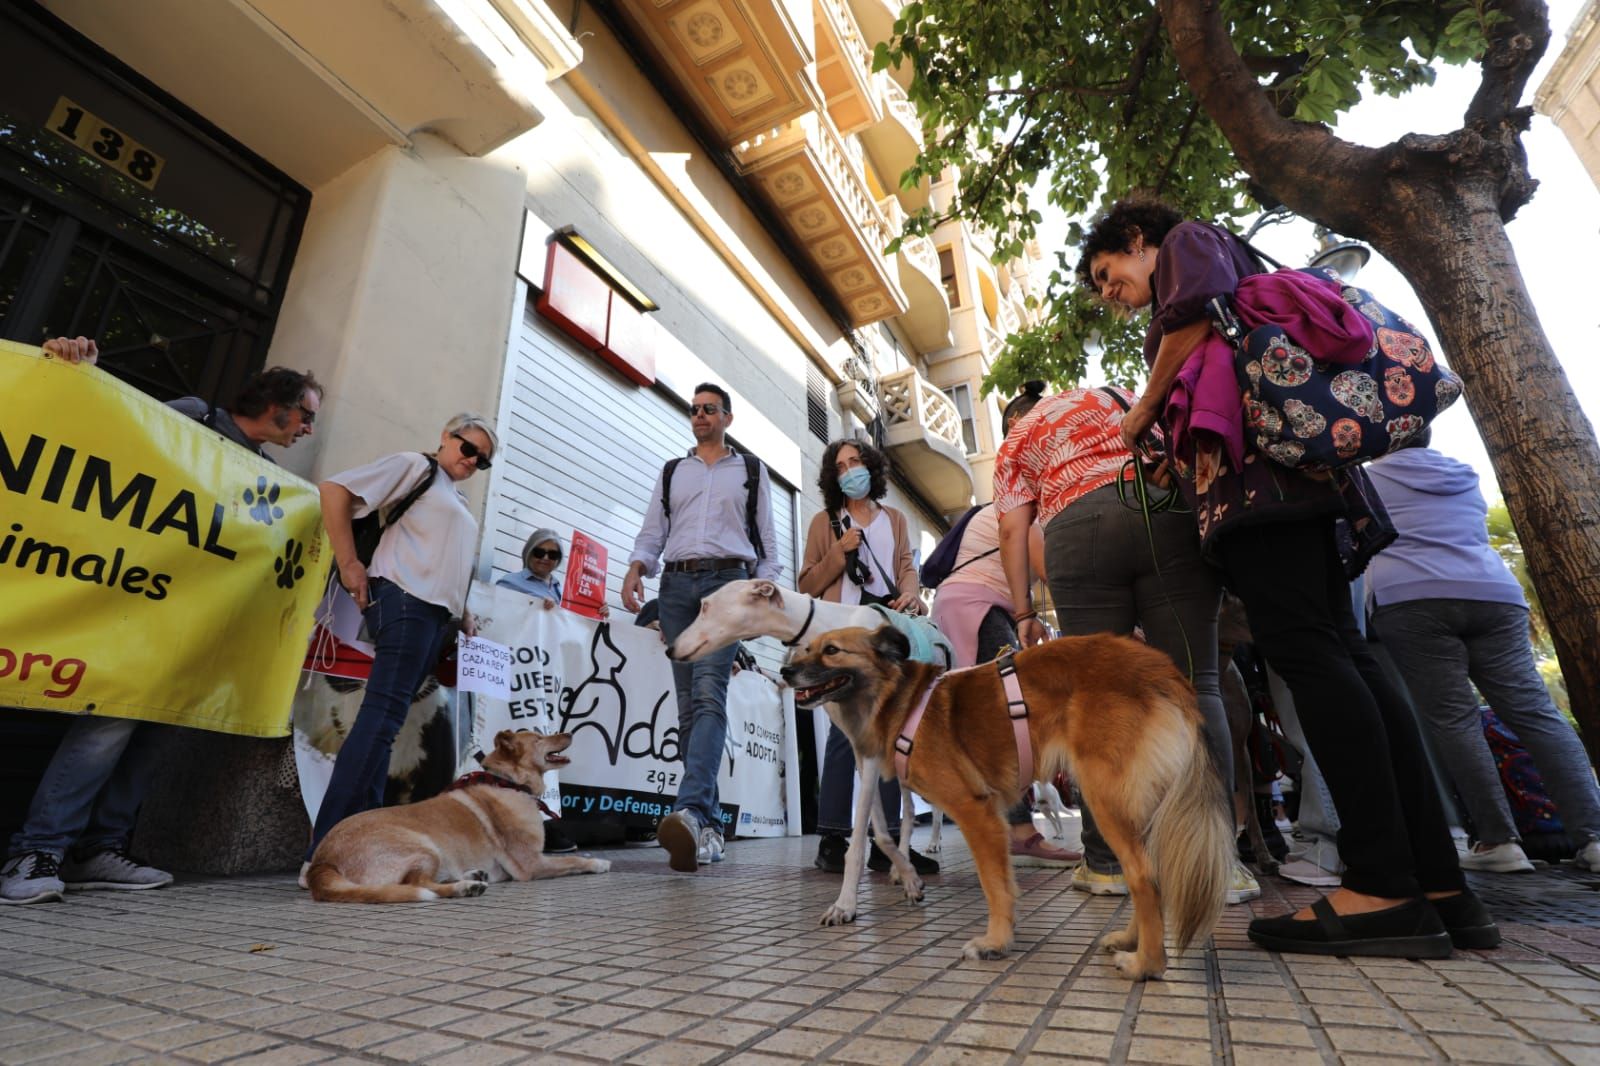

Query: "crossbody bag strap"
left=382, top=454, right=439, bottom=530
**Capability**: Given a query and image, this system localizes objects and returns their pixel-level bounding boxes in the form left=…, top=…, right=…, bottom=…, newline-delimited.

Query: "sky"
left=1045, top=1, right=1599, bottom=503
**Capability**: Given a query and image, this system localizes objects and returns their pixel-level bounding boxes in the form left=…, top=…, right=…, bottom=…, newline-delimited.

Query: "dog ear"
left=494, top=730, right=517, bottom=756
left=871, top=624, right=911, bottom=662
left=752, top=581, right=782, bottom=607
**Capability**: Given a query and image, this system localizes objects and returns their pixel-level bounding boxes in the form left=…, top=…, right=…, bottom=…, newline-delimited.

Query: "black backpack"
left=660, top=452, right=765, bottom=560
left=918, top=503, right=992, bottom=589
left=351, top=455, right=439, bottom=566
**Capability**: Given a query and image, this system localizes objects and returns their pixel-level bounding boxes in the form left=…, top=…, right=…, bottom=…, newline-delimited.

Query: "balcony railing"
left=879, top=367, right=963, bottom=451
left=820, top=0, right=873, bottom=81
left=997, top=295, right=1020, bottom=336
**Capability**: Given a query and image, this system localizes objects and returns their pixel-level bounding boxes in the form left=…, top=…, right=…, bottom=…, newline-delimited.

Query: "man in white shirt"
left=623, top=384, right=780, bottom=871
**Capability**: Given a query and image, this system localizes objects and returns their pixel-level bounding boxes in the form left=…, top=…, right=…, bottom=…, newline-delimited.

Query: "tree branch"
left=1153, top=101, right=1202, bottom=198
left=1121, top=12, right=1166, bottom=125
left=1465, top=0, right=1552, bottom=127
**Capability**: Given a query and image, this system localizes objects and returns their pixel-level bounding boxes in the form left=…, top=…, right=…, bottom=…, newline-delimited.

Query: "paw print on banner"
left=244, top=477, right=284, bottom=525
left=275, top=538, right=305, bottom=589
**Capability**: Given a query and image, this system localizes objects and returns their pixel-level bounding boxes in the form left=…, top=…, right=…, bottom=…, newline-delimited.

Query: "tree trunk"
left=1372, top=185, right=1600, bottom=761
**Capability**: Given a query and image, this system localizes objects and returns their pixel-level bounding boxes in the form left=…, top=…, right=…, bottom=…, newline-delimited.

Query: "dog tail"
left=1147, top=712, right=1232, bottom=953
left=306, top=862, right=441, bottom=904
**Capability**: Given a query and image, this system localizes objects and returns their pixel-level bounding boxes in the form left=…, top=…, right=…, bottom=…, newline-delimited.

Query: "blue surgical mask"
left=838, top=467, right=872, bottom=500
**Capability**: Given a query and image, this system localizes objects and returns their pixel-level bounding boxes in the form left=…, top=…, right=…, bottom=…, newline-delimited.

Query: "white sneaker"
left=1574, top=840, right=1600, bottom=872
left=60, top=848, right=172, bottom=891
left=297, top=861, right=311, bottom=890
left=696, top=827, right=725, bottom=865
left=1459, top=841, right=1534, bottom=873
left=1225, top=862, right=1261, bottom=904
left=1277, top=859, right=1343, bottom=888
left=0, top=851, right=65, bottom=905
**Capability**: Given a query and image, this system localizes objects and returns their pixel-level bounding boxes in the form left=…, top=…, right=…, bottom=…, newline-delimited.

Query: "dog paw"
left=901, top=877, right=924, bottom=904
left=456, top=879, right=488, bottom=898
left=1112, top=951, right=1164, bottom=981
left=1099, top=930, right=1137, bottom=954
left=588, top=859, right=612, bottom=874
left=923, top=841, right=941, bottom=854
left=463, top=869, right=489, bottom=882
left=819, top=905, right=856, bottom=926
left=961, top=938, right=1009, bottom=961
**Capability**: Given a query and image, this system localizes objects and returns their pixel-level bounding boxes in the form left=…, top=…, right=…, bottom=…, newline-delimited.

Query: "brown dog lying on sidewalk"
left=782, top=625, right=1232, bottom=980
left=307, top=730, right=609, bottom=903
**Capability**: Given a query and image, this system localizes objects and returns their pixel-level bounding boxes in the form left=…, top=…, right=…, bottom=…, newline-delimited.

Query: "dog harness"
left=893, top=651, right=1033, bottom=789
left=446, top=771, right=560, bottom=819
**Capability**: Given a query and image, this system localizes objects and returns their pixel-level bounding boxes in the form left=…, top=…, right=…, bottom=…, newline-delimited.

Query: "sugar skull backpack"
left=1208, top=264, right=1464, bottom=472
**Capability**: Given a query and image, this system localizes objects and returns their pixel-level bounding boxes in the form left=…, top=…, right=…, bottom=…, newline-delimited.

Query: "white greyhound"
left=664, top=579, right=930, bottom=925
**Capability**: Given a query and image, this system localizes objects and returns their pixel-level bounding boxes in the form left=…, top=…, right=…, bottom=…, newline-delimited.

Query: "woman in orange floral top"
left=994, top=381, right=1239, bottom=900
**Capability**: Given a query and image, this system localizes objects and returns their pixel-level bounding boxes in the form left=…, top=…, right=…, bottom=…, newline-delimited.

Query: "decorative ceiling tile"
left=834, top=265, right=872, bottom=293
left=850, top=292, right=889, bottom=318
left=790, top=203, right=837, bottom=238
left=668, top=1, right=742, bottom=64
left=767, top=167, right=812, bottom=204
left=815, top=236, right=852, bottom=265
left=708, top=57, right=776, bottom=115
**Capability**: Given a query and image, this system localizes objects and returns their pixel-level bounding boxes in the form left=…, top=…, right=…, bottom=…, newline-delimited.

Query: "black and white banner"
left=467, top=582, right=799, bottom=838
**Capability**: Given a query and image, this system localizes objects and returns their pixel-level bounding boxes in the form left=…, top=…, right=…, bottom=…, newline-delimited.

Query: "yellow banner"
left=0, top=341, right=329, bottom=736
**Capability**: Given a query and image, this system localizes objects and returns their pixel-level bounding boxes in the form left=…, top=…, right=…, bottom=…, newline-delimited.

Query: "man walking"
left=1, top=338, right=322, bottom=905
left=622, top=383, right=779, bottom=871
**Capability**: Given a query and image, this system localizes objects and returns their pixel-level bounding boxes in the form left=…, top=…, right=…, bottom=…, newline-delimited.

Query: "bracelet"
left=1015, top=610, right=1037, bottom=622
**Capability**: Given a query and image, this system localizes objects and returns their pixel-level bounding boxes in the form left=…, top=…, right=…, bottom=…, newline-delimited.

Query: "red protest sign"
left=561, top=530, right=608, bottom=619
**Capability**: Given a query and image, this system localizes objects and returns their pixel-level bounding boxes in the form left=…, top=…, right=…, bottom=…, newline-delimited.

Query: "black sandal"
left=1430, top=889, right=1501, bottom=950
left=1248, top=896, right=1452, bottom=959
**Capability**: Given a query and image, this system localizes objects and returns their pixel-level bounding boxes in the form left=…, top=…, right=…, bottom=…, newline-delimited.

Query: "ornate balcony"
left=996, top=292, right=1021, bottom=337
left=735, top=111, right=908, bottom=325
left=814, top=0, right=881, bottom=133
left=860, top=73, right=931, bottom=209
left=609, top=0, right=819, bottom=146
left=878, top=367, right=975, bottom=512
left=878, top=196, right=952, bottom=351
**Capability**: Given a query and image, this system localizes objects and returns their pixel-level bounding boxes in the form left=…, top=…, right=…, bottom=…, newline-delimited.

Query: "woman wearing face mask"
left=797, top=438, right=936, bottom=876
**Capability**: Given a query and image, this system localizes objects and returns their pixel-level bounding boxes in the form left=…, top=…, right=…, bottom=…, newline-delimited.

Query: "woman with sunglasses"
left=304, top=414, right=498, bottom=871
left=797, top=438, right=938, bottom=878
left=498, top=528, right=566, bottom=604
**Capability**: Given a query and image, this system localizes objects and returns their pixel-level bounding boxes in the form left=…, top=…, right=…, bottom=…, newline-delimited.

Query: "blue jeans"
left=307, top=578, right=452, bottom=858
left=8, top=716, right=167, bottom=859
left=1374, top=597, right=1600, bottom=845
left=1045, top=483, right=1229, bottom=873
left=656, top=567, right=745, bottom=835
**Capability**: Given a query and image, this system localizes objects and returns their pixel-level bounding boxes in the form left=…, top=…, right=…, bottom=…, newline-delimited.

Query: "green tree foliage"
left=876, top=0, right=1504, bottom=395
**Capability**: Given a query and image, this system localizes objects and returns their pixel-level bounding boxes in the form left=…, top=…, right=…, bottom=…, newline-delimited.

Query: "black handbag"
left=350, top=455, right=438, bottom=567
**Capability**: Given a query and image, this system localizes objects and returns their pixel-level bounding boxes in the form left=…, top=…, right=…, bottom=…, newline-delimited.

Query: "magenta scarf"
left=1163, top=269, right=1375, bottom=469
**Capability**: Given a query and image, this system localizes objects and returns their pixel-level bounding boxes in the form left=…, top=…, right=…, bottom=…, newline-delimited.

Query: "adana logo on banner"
left=468, top=582, right=800, bottom=838
left=0, top=341, right=327, bottom=736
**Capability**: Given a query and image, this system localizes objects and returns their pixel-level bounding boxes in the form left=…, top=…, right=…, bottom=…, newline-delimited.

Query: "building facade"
left=1537, top=0, right=1600, bottom=192
left=0, top=0, right=1041, bottom=865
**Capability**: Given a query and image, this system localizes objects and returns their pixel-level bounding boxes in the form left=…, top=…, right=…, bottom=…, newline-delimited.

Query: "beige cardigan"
left=796, top=505, right=919, bottom=606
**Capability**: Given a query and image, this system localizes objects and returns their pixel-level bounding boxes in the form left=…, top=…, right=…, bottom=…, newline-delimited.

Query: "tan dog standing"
left=782, top=625, right=1232, bottom=980
left=307, top=730, right=609, bottom=903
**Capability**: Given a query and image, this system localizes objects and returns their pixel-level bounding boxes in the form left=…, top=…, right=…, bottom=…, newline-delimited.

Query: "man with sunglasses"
left=4, top=340, right=322, bottom=905
left=623, top=383, right=780, bottom=872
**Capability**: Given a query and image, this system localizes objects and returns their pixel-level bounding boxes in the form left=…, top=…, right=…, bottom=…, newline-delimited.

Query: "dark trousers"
left=1218, top=520, right=1465, bottom=898
left=307, top=579, right=452, bottom=859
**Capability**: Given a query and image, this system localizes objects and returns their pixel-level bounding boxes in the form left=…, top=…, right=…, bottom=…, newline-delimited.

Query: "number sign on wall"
left=46, top=96, right=166, bottom=190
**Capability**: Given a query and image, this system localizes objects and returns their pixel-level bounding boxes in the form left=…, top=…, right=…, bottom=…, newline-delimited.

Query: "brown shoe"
left=1010, top=833, right=1082, bottom=868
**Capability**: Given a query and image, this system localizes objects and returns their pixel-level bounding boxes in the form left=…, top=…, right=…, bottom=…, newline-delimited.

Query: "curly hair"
left=1074, top=197, right=1185, bottom=291
left=819, top=437, right=888, bottom=513
left=232, top=367, right=322, bottom=418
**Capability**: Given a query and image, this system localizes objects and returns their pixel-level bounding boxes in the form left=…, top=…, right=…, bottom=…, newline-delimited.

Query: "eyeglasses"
left=452, top=432, right=492, bottom=470
left=296, top=404, right=316, bottom=425
left=527, top=548, right=561, bottom=561
left=688, top=403, right=724, bottom=417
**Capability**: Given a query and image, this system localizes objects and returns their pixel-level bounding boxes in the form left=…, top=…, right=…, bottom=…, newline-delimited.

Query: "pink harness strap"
left=892, top=655, right=1035, bottom=791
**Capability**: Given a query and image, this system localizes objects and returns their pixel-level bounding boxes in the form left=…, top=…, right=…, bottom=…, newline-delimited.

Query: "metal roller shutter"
left=484, top=301, right=799, bottom=673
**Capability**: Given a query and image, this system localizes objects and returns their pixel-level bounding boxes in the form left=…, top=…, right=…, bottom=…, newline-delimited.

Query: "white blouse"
left=329, top=452, right=477, bottom=616
left=836, top=507, right=895, bottom=607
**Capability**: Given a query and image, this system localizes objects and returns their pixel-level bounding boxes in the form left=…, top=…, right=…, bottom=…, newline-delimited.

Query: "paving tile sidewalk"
left=4, top=829, right=1600, bottom=1064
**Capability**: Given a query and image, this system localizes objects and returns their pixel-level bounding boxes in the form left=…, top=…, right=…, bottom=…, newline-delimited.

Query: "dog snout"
left=779, top=664, right=798, bottom=683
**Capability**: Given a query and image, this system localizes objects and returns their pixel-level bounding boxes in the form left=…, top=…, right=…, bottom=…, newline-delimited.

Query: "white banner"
left=467, top=582, right=798, bottom=838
